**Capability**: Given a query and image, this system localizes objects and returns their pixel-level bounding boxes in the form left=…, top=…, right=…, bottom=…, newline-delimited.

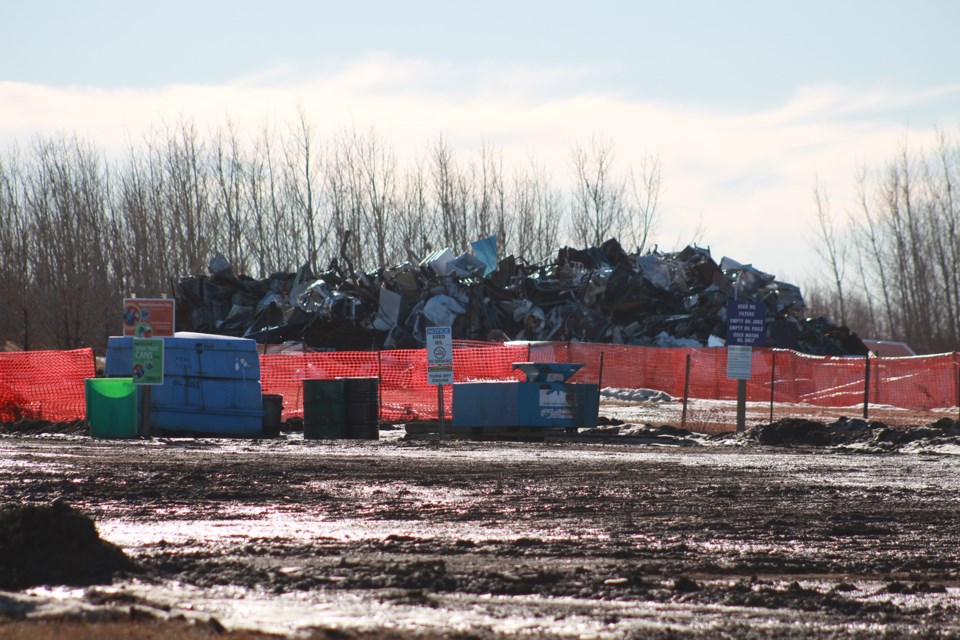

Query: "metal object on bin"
left=512, top=362, right=584, bottom=383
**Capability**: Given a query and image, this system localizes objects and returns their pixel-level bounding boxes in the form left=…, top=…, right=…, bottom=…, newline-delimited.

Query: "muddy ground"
left=2, top=419, right=960, bottom=639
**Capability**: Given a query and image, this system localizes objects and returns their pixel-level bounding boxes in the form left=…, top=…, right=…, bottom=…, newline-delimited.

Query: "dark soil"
left=746, top=416, right=960, bottom=450
left=2, top=422, right=960, bottom=638
left=0, top=500, right=138, bottom=589
left=0, top=419, right=87, bottom=435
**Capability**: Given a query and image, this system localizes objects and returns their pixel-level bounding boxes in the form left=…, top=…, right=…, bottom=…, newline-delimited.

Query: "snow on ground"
left=600, top=387, right=675, bottom=403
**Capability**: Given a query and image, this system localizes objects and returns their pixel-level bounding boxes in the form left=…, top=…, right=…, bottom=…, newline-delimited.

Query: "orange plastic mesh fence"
left=262, top=343, right=960, bottom=422
left=0, top=349, right=95, bottom=422
left=528, top=343, right=960, bottom=410
left=261, top=344, right=528, bottom=421
left=2, top=344, right=958, bottom=425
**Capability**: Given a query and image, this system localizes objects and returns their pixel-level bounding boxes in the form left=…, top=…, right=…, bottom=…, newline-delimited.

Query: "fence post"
left=769, top=350, right=776, bottom=424
left=955, top=352, right=960, bottom=422
left=597, top=351, right=605, bottom=412
left=681, top=353, right=691, bottom=430
left=377, top=350, right=383, bottom=421
left=863, top=353, right=871, bottom=420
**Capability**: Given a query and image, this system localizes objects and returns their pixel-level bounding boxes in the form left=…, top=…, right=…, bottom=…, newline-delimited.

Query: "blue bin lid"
left=512, top=362, right=584, bottom=382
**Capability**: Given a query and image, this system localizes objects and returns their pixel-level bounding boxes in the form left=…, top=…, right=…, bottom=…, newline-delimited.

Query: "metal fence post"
left=596, top=351, right=606, bottom=414
left=954, top=352, right=960, bottom=422
left=682, top=353, right=691, bottom=430
left=769, top=350, right=776, bottom=424
left=863, top=354, right=871, bottom=421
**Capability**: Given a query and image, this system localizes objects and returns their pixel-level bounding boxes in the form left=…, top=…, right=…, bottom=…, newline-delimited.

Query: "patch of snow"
left=601, top=388, right=674, bottom=403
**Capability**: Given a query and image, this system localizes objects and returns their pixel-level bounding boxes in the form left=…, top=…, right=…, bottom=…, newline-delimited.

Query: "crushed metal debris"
left=174, top=237, right=867, bottom=355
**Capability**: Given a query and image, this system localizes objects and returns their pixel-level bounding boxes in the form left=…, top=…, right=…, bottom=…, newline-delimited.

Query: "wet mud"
left=2, top=426, right=960, bottom=638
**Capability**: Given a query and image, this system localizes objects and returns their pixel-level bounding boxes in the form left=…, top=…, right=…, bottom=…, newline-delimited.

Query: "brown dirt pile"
left=0, top=500, right=138, bottom=589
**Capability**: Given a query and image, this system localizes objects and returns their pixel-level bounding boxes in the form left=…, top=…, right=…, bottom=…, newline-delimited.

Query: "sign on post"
left=132, top=338, right=164, bottom=385
left=726, top=300, right=765, bottom=380
left=123, top=298, right=176, bottom=338
left=726, top=345, right=754, bottom=380
left=426, top=326, right=454, bottom=385
left=726, top=300, right=765, bottom=348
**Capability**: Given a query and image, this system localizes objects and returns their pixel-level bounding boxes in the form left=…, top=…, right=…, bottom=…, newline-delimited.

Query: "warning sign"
left=426, top=326, right=454, bottom=385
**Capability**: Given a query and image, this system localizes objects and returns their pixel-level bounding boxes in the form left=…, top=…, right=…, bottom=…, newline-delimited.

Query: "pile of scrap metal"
left=172, top=238, right=867, bottom=355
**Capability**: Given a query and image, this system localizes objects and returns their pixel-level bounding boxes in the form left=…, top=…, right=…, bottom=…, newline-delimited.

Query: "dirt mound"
left=748, top=416, right=960, bottom=450
left=748, top=417, right=884, bottom=447
left=0, top=500, right=138, bottom=589
left=873, top=417, right=960, bottom=447
left=580, top=423, right=704, bottom=446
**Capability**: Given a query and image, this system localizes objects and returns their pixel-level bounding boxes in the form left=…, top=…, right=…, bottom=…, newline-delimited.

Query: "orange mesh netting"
left=262, top=342, right=960, bottom=421
left=0, top=349, right=95, bottom=422
left=529, top=343, right=959, bottom=410
left=260, top=342, right=528, bottom=421
left=1, top=344, right=958, bottom=425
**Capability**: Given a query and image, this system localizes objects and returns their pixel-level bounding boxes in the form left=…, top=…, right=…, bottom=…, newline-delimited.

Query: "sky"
left=3, top=0, right=959, bottom=286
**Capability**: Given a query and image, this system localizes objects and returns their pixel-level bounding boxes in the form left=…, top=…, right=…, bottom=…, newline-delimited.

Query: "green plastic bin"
left=85, top=378, right=139, bottom=438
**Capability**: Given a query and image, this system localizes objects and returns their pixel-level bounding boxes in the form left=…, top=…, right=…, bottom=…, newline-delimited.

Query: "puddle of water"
left=99, top=509, right=609, bottom=554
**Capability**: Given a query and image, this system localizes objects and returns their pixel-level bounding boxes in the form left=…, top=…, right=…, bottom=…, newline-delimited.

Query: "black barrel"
left=343, top=377, right=380, bottom=440
left=261, top=393, right=283, bottom=438
left=303, top=379, right=347, bottom=439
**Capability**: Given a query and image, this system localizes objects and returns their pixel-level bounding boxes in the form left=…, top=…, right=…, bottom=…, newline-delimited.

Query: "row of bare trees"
left=0, top=117, right=662, bottom=351
left=811, top=130, right=960, bottom=354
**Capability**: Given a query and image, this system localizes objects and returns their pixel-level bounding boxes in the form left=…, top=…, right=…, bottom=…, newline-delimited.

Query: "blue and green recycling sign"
left=132, top=338, right=164, bottom=385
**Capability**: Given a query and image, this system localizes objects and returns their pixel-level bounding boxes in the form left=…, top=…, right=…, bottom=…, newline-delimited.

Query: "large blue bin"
left=105, top=332, right=260, bottom=379
left=105, top=332, right=263, bottom=437
left=452, top=381, right=599, bottom=430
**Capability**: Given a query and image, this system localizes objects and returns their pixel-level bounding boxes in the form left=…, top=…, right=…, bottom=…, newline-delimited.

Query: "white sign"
left=726, top=345, right=753, bottom=380
left=539, top=388, right=574, bottom=419
left=426, top=326, right=454, bottom=385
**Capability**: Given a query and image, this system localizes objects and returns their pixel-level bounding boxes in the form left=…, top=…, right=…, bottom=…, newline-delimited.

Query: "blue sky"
left=3, top=0, right=959, bottom=283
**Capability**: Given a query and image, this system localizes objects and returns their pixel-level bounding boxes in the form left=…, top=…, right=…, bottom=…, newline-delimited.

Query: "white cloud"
left=0, top=54, right=955, bottom=282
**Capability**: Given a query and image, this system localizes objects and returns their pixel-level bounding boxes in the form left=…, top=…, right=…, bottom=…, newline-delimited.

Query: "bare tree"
left=430, top=135, right=469, bottom=251
left=817, top=132, right=960, bottom=352
left=256, top=122, right=301, bottom=272
left=812, top=177, right=847, bottom=325
left=211, top=120, right=250, bottom=274
left=0, top=147, right=33, bottom=348
left=326, top=130, right=360, bottom=271
left=468, top=142, right=507, bottom=246
left=569, top=138, right=627, bottom=247
left=355, top=128, right=399, bottom=268
left=396, top=157, right=433, bottom=260
left=23, top=135, right=112, bottom=348
left=160, top=119, right=212, bottom=275
left=510, top=155, right=563, bottom=263
left=850, top=166, right=895, bottom=339
left=922, top=129, right=960, bottom=346
left=626, top=152, right=662, bottom=254
left=286, top=107, right=324, bottom=269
